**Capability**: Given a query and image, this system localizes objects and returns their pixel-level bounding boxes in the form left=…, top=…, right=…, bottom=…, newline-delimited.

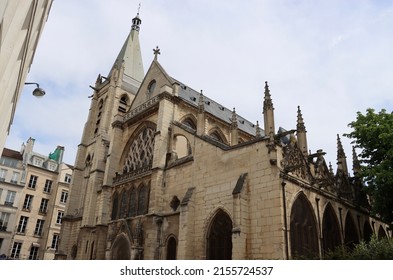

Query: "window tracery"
left=123, top=127, right=156, bottom=173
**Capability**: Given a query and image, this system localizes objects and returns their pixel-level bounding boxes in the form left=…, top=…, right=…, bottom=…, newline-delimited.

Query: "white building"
left=0, top=0, right=53, bottom=155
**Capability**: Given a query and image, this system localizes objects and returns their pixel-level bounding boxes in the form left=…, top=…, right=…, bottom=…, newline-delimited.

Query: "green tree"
left=325, top=235, right=393, bottom=260
left=344, top=108, right=393, bottom=224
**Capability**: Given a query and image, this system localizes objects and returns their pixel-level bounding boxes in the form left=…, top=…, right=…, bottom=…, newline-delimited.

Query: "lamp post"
left=24, top=82, right=45, bottom=97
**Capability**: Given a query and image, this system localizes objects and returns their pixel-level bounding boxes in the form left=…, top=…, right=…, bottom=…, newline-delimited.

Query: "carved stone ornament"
left=282, top=141, right=311, bottom=181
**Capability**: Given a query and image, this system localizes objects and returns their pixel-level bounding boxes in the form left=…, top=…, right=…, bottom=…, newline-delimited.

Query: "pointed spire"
left=263, top=81, right=275, bottom=139
left=296, top=106, right=308, bottom=156
left=329, top=161, right=334, bottom=176
left=231, top=108, right=238, bottom=130
left=296, top=106, right=306, bottom=132
left=230, top=107, right=239, bottom=145
left=198, top=90, right=205, bottom=113
left=263, top=81, right=273, bottom=110
left=352, top=146, right=361, bottom=175
left=256, top=121, right=261, bottom=137
left=336, top=134, right=348, bottom=176
left=108, top=10, right=144, bottom=84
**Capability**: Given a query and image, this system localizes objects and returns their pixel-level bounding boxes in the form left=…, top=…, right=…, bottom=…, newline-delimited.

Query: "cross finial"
left=153, top=46, right=161, bottom=60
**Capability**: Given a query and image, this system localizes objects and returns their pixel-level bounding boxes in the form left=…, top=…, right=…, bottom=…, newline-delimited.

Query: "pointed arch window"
left=111, top=193, right=119, bottom=220
left=182, top=118, right=196, bottom=130
left=123, top=126, right=156, bottom=173
left=128, top=187, right=137, bottom=217
left=344, top=213, right=359, bottom=250
left=118, top=94, right=129, bottom=113
left=322, top=203, right=341, bottom=254
left=206, top=210, right=232, bottom=260
left=210, top=131, right=224, bottom=142
left=120, top=191, right=128, bottom=218
left=137, top=184, right=149, bottom=216
left=363, top=221, right=373, bottom=242
left=290, top=194, right=319, bottom=258
left=121, top=182, right=150, bottom=218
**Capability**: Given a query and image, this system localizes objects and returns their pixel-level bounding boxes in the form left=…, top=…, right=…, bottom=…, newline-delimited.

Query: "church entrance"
left=111, top=235, right=131, bottom=260
left=206, top=210, right=232, bottom=260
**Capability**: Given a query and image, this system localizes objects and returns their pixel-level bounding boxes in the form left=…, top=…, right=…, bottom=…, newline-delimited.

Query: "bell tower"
left=57, top=10, right=145, bottom=260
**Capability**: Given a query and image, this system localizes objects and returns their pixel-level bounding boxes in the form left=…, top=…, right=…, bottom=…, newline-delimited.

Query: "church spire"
left=108, top=10, right=144, bottom=86
left=296, top=106, right=308, bottom=156
left=336, top=134, right=348, bottom=176
left=263, top=81, right=275, bottom=139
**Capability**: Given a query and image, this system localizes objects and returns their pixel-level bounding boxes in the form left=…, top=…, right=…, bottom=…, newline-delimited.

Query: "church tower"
left=56, top=11, right=144, bottom=260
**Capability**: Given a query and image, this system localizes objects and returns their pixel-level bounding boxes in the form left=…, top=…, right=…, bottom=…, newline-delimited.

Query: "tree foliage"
left=325, top=235, right=393, bottom=260
left=344, top=108, right=393, bottom=224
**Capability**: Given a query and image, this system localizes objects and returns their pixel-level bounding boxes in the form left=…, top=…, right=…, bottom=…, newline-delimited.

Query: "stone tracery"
left=123, top=126, right=156, bottom=173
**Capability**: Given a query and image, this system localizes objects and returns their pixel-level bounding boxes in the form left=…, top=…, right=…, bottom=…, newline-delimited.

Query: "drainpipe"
left=281, top=178, right=289, bottom=260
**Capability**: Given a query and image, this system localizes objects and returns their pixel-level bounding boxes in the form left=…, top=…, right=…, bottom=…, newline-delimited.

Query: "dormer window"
left=33, top=157, right=43, bottom=167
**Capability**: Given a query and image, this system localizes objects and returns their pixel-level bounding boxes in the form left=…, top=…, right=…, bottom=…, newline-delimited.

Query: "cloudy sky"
left=6, top=0, right=393, bottom=173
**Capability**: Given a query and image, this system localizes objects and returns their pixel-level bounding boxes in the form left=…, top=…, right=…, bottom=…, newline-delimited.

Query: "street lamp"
left=24, top=82, right=45, bottom=97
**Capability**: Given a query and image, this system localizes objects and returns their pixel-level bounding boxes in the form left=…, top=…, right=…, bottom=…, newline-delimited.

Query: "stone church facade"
left=56, top=12, right=389, bottom=260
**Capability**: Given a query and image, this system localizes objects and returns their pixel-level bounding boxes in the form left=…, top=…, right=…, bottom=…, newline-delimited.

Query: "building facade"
left=56, top=12, right=389, bottom=260
left=1, top=138, right=72, bottom=259
left=0, top=0, right=53, bottom=155
left=0, top=148, right=25, bottom=258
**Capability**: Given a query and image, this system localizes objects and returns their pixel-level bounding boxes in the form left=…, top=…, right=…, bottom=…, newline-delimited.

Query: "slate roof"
left=175, top=80, right=265, bottom=137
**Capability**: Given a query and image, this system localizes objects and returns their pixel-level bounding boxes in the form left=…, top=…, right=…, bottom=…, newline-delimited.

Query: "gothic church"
left=56, top=12, right=389, bottom=260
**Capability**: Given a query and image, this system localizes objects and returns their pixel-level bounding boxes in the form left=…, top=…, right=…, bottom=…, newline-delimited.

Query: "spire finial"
left=131, top=6, right=142, bottom=31
left=231, top=107, right=238, bottom=129
left=153, top=46, right=161, bottom=60
left=263, top=81, right=273, bottom=109
left=336, top=134, right=348, bottom=175
left=198, top=90, right=205, bottom=113
left=231, top=107, right=237, bottom=128
left=352, top=146, right=361, bottom=175
left=297, top=105, right=306, bottom=132
left=256, top=121, right=261, bottom=137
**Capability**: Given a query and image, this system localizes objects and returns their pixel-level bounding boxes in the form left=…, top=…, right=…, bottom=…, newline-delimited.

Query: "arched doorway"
left=363, top=221, right=373, bottom=242
left=322, top=203, right=341, bottom=254
left=206, top=210, right=232, bottom=260
left=166, top=236, right=177, bottom=260
left=111, top=234, right=131, bottom=260
left=344, top=213, right=359, bottom=250
left=290, top=193, right=319, bottom=258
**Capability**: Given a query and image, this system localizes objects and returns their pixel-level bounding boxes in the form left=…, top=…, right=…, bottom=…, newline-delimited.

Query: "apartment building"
left=0, top=148, right=25, bottom=258
left=1, top=138, right=72, bottom=259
